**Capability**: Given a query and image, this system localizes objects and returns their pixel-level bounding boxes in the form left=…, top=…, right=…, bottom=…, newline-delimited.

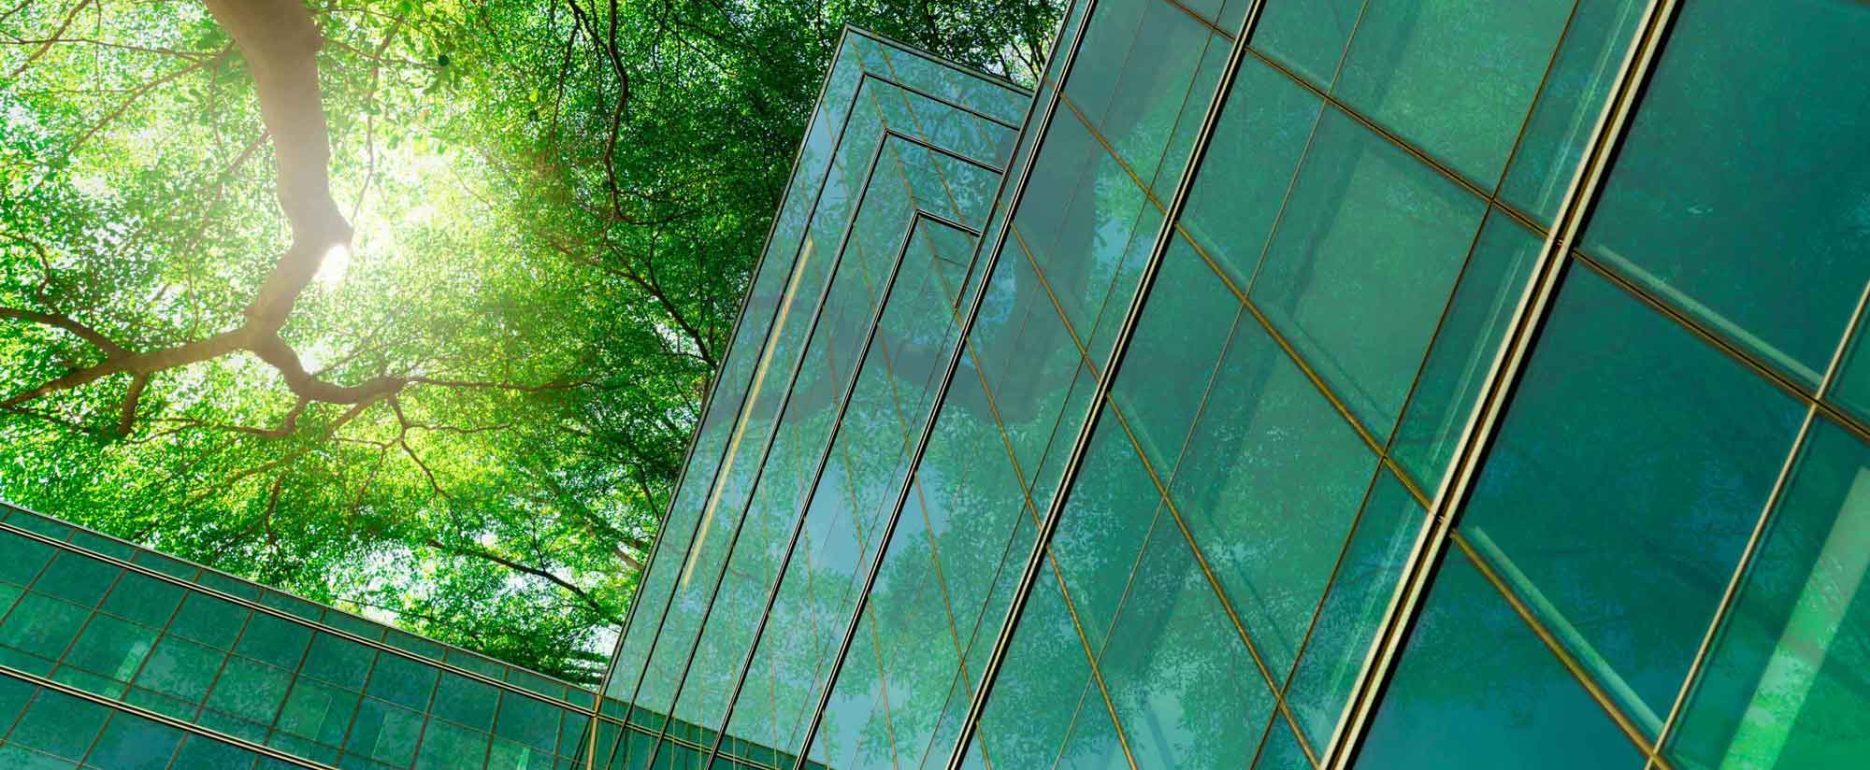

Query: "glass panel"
left=1457, top=268, right=1805, bottom=730
left=1250, top=0, right=1365, bottom=89
left=1169, top=318, right=1378, bottom=675
left=1391, top=211, right=1542, bottom=485
left=967, top=567, right=1096, bottom=770
left=1250, top=107, right=1486, bottom=436
left=1179, top=57, right=1324, bottom=291
left=1355, top=552, right=1646, bottom=769
left=1283, top=468, right=1424, bottom=746
left=1109, top=239, right=1241, bottom=472
left=1581, top=0, right=1870, bottom=383
left=1836, top=317, right=1870, bottom=425
left=1666, top=419, right=1870, bottom=769
left=1098, top=517, right=1270, bottom=766
left=1335, top=0, right=1576, bottom=185
left=1253, top=715, right=1312, bottom=769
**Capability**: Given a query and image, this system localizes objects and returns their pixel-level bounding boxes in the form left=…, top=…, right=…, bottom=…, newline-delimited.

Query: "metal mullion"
left=687, top=211, right=944, bottom=768
left=1569, top=250, right=1870, bottom=445
left=0, top=664, right=333, bottom=769
left=597, top=29, right=1020, bottom=710
left=762, top=3, right=1097, bottom=764
left=1101, top=403, right=1324, bottom=770
left=1162, top=0, right=1235, bottom=40
left=620, top=108, right=900, bottom=748
left=1447, top=533, right=1664, bottom=760
left=941, top=0, right=1277, bottom=766
left=0, top=521, right=575, bottom=718
left=1323, top=0, right=1686, bottom=765
left=399, top=658, right=452, bottom=770
left=0, top=501, right=588, bottom=698
left=1645, top=278, right=1870, bottom=768
left=1042, top=306, right=1244, bottom=770
left=598, top=38, right=887, bottom=731
left=845, top=25, right=1034, bottom=99
left=187, top=605, right=259, bottom=723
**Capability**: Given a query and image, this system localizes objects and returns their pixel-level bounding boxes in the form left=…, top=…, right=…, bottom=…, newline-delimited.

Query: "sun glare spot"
left=316, top=243, right=351, bottom=288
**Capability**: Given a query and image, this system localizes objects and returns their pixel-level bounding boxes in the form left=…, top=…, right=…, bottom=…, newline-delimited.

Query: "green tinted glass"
left=1582, top=0, right=1870, bottom=383
left=1458, top=269, right=1804, bottom=728
left=1667, top=419, right=1870, bottom=769
left=1251, top=108, right=1485, bottom=435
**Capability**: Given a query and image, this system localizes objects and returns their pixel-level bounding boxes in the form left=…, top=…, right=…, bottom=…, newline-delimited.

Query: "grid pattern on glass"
left=594, top=29, right=1028, bottom=770
left=0, top=504, right=586, bottom=709
left=0, top=668, right=322, bottom=770
left=599, top=28, right=1031, bottom=716
left=0, top=522, right=592, bottom=770
left=1344, top=0, right=1870, bottom=768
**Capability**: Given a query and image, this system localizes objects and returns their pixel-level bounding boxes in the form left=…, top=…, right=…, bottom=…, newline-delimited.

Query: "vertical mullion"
left=1321, top=0, right=1687, bottom=766
left=1645, top=279, right=1870, bottom=769
left=939, top=0, right=1277, bottom=767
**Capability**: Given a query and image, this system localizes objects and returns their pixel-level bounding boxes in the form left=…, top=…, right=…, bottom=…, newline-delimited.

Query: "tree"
left=0, top=0, right=1058, bottom=683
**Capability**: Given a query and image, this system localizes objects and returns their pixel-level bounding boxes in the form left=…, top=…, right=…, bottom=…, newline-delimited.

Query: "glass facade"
left=614, top=3, right=1870, bottom=770
left=9, top=5, right=1865, bottom=768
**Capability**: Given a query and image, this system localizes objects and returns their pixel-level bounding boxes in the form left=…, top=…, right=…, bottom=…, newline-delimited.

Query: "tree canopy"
left=0, top=0, right=1058, bottom=683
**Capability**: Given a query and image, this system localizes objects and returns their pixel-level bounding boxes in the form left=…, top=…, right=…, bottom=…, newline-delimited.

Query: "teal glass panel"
left=1457, top=269, right=1804, bottom=730
left=1109, top=239, right=1240, bottom=471
left=967, top=567, right=1095, bottom=769
left=1050, top=690, right=1126, bottom=770
left=9, top=687, right=109, bottom=760
left=98, top=574, right=184, bottom=629
left=1335, top=0, right=1575, bottom=184
left=347, top=697, right=425, bottom=766
left=1581, top=0, right=1870, bottom=383
left=1250, top=0, right=1365, bottom=88
left=1179, top=57, right=1323, bottom=290
left=1391, top=211, right=1541, bottom=485
left=0, top=593, right=89, bottom=666
left=1168, top=318, right=1377, bottom=675
left=134, top=636, right=220, bottom=704
left=1837, top=317, right=1870, bottom=425
left=1283, top=468, right=1423, bottom=746
left=1099, top=517, right=1270, bottom=766
left=1667, top=419, right=1870, bottom=769
left=63, top=615, right=155, bottom=685
left=1356, top=552, right=1644, bottom=769
left=1049, top=413, right=1166, bottom=653
left=1251, top=107, right=1486, bottom=436
left=86, top=713, right=181, bottom=770
left=301, top=633, right=374, bottom=690
left=1253, top=716, right=1311, bottom=769
left=364, top=654, right=438, bottom=712
left=174, top=734, right=266, bottom=769
left=35, top=552, right=117, bottom=607
left=493, top=693, right=560, bottom=756
left=167, top=595, right=247, bottom=651
left=0, top=532, right=55, bottom=586
left=1498, top=0, right=1645, bottom=221
left=276, top=677, right=360, bottom=749
left=1148, top=38, right=1231, bottom=196
left=435, top=673, right=500, bottom=732
left=204, top=657, right=292, bottom=726
left=1096, top=1, right=1223, bottom=188
left=1061, top=0, right=1151, bottom=127
left=234, top=613, right=311, bottom=670
left=416, top=720, right=492, bottom=769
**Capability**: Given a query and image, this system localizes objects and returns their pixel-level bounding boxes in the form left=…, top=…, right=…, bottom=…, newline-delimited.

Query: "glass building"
left=604, top=1, right=1870, bottom=769
left=5, top=2, right=1866, bottom=767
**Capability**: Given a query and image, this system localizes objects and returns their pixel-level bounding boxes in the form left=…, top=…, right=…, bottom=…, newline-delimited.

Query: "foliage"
left=0, top=0, right=1058, bottom=683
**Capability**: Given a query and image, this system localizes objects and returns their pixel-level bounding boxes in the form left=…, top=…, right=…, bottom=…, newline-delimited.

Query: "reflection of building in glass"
left=606, top=2, right=1870, bottom=769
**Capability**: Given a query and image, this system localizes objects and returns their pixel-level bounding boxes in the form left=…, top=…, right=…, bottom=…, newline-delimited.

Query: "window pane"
left=1355, top=552, right=1645, bottom=769
left=1099, top=518, right=1270, bottom=766
left=1581, top=0, right=1870, bottom=383
left=1249, top=0, right=1364, bottom=89
left=1335, top=0, right=1576, bottom=184
left=1252, top=715, right=1311, bottom=769
left=1667, top=419, right=1870, bottom=769
left=1250, top=107, right=1486, bottom=436
left=969, top=568, right=1098, bottom=770
left=1180, top=58, right=1322, bottom=292
left=1457, top=268, right=1804, bottom=728
left=86, top=713, right=182, bottom=770
left=1391, top=211, right=1541, bottom=485
left=1283, top=468, right=1424, bottom=746
left=1169, top=317, right=1378, bottom=675
left=1836, top=317, right=1870, bottom=425
left=1109, top=239, right=1241, bottom=470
